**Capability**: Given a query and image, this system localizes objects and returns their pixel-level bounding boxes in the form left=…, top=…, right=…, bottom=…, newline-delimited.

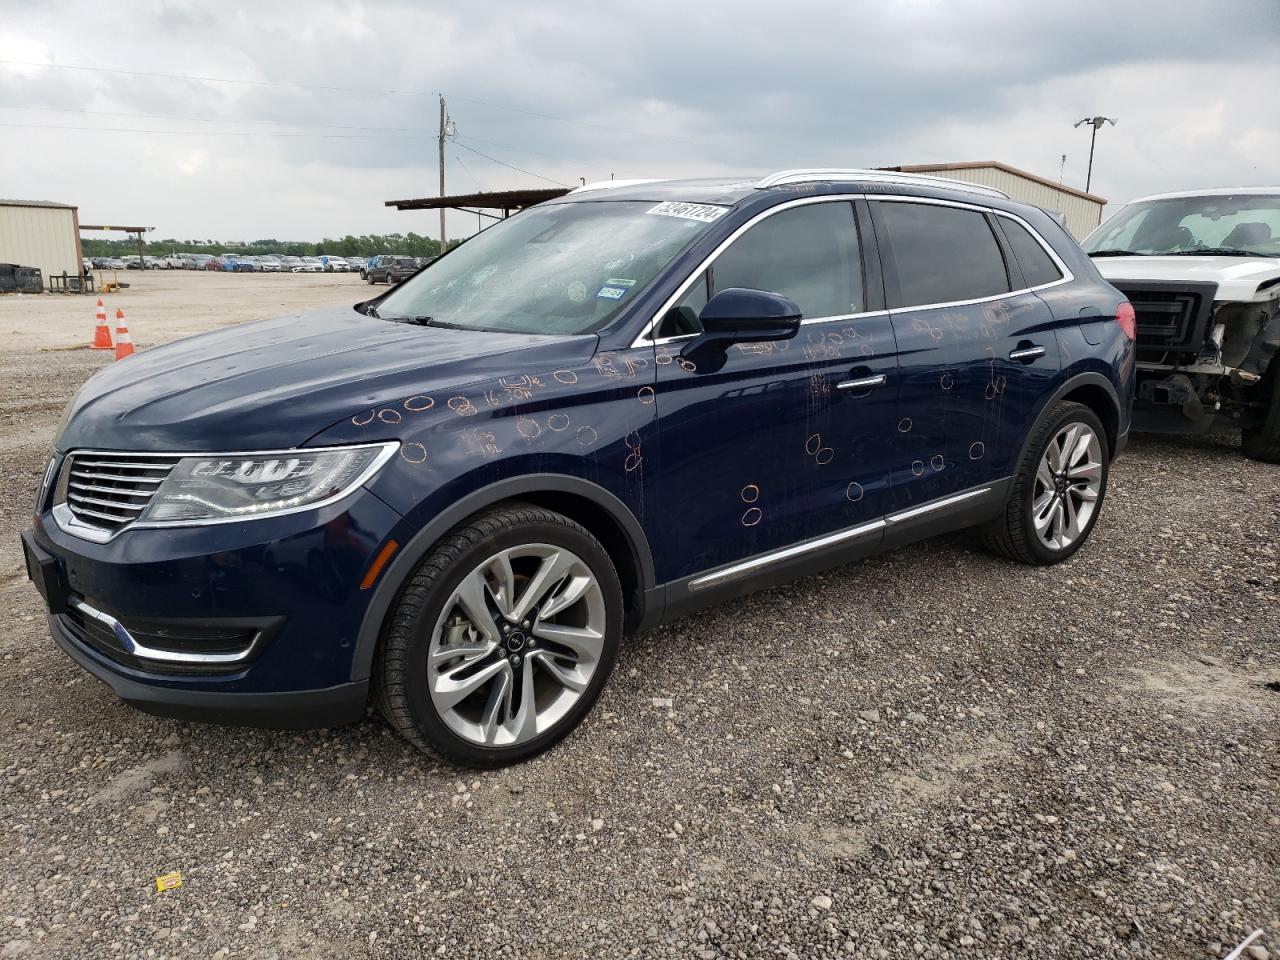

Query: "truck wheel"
left=1242, top=369, right=1280, bottom=464
left=374, top=502, right=623, bottom=767
left=982, top=400, right=1109, bottom=565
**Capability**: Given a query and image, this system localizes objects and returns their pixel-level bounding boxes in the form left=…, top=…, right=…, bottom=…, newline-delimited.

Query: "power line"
left=0, top=58, right=719, bottom=152
left=0, top=120, right=429, bottom=140
left=1, top=102, right=426, bottom=133
left=0, top=58, right=429, bottom=96
left=452, top=139, right=572, bottom=187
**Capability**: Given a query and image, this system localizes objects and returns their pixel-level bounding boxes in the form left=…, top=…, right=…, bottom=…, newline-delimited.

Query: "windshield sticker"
left=647, top=201, right=728, bottom=223
left=605, top=278, right=636, bottom=288
left=566, top=281, right=588, bottom=304
left=596, top=285, right=630, bottom=301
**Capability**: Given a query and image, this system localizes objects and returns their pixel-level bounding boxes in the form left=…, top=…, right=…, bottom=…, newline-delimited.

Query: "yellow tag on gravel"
left=155, top=871, right=183, bottom=892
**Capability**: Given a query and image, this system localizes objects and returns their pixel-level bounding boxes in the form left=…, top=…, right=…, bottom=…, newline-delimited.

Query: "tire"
left=982, top=400, right=1110, bottom=565
left=1241, top=368, right=1280, bottom=463
left=374, top=502, right=623, bottom=767
left=367, top=274, right=376, bottom=285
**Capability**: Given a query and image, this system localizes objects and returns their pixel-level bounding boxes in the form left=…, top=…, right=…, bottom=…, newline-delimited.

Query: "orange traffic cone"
left=91, top=299, right=113, bottom=350
left=114, top=309, right=135, bottom=360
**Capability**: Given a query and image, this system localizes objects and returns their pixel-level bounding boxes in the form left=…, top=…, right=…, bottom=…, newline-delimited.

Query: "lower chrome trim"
left=886, top=486, right=993, bottom=524
left=686, top=482, right=1003, bottom=592
left=69, top=598, right=259, bottom=665
left=689, top=518, right=886, bottom=592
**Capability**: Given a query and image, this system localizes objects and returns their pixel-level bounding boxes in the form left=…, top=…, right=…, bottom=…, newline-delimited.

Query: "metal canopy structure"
left=80, top=223, right=155, bottom=267
left=384, top=188, right=569, bottom=221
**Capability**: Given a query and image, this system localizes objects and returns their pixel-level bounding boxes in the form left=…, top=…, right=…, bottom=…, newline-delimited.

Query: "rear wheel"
left=1242, top=369, right=1280, bottom=463
left=982, top=400, right=1109, bottom=565
left=374, top=503, right=622, bottom=766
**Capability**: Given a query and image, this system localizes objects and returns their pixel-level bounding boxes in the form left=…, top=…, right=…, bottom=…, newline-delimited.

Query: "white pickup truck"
left=1084, top=187, right=1280, bottom=462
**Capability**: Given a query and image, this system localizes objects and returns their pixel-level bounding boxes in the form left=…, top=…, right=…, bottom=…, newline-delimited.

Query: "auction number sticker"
left=647, top=201, right=728, bottom=223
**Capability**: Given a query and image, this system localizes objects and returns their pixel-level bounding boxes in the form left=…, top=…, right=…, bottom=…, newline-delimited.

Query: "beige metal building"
left=882, top=162, right=1106, bottom=240
left=0, top=199, right=83, bottom=287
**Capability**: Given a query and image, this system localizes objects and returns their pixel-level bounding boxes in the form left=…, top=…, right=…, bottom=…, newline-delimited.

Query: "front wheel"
left=374, top=503, right=623, bottom=766
left=982, top=400, right=1109, bottom=565
left=1242, top=369, right=1280, bottom=463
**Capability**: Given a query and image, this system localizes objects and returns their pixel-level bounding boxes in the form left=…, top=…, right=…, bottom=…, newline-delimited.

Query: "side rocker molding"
left=350, top=474, right=656, bottom=683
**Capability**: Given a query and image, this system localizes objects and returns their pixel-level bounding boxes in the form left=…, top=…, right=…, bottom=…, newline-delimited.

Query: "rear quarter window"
left=997, top=217, right=1064, bottom=288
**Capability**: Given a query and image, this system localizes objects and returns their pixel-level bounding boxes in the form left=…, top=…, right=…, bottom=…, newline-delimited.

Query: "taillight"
left=1115, top=301, right=1136, bottom=340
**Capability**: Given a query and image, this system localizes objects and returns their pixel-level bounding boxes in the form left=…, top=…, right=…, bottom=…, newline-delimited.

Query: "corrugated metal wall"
left=0, top=204, right=80, bottom=287
left=920, top=168, right=1103, bottom=240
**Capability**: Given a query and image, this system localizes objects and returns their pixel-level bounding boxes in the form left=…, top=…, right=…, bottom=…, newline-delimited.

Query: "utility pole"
left=1072, top=116, right=1117, bottom=193
left=438, top=95, right=447, bottom=254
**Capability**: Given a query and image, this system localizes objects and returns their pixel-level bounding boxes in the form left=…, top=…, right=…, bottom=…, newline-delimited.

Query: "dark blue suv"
left=22, top=170, right=1135, bottom=766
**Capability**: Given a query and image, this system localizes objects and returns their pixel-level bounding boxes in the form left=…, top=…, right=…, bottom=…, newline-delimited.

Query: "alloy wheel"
left=1031, top=422, right=1103, bottom=551
left=426, top=544, right=606, bottom=747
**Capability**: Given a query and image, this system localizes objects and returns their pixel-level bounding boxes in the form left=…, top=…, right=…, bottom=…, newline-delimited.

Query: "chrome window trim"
left=631, top=193, right=1074, bottom=348
left=51, top=441, right=399, bottom=543
left=68, top=598, right=260, bottom=666
left=687, top=482, right=1001, bottom=591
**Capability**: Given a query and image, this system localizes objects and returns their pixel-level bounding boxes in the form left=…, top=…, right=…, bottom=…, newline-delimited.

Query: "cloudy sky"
left=2, top=0, right=1278, bottom=243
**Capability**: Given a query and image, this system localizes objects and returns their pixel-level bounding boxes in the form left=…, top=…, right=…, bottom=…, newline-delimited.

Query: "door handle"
left=837, top=373, right=887, bottom=392
left=1009, top=345, right=1046, bottom=363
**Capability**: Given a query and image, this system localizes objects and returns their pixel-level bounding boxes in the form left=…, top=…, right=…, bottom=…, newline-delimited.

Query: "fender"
left=1015, top=369, right=1124, bottom=469
left=350, top=472, right=655, bottom=682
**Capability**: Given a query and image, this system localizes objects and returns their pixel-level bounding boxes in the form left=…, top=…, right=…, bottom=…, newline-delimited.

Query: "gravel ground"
left=0, top=276, right=1277, bottom=959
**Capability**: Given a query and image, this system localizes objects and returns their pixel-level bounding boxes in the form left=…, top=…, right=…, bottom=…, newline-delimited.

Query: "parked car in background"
left=24, top=170, right=1135, bottom=766
left=183, top=254, right=216, bottom=270
left=293, top=257, right=324, bottom=273
left=347, top=256, right=367, bottom=275
left=365, top=255, right=418, bottom=284
left=257, top=256, right=283, bottom=273
left=158, top=254, right=186, bottom=270
left=1084, top=187, right=1280, bottom=462
left=279, top=256, right=304, bottom=272
left=322, top=256, right=350, bottom=273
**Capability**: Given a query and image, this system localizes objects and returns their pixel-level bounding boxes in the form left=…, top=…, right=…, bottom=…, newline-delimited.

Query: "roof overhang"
left=385, top=188, right=569, bottom=214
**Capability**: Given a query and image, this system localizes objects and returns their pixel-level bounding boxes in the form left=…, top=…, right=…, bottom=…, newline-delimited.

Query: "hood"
left=58, top=305, right=595, bottom=452
left=1093, top=255, right=1280, bottom=302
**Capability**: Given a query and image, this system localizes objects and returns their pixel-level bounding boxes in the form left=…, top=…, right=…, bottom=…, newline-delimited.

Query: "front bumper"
left=26, top=485, right=405, bottom=728
left=50, top=611, right=368, bottom=728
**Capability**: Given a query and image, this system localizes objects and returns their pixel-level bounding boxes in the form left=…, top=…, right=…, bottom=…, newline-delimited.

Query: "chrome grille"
left=62, top=453, right=177, bottom=533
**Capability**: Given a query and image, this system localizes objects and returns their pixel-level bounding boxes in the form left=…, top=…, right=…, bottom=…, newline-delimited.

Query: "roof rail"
left=755, top=168, right=1009, bottom=200
left=571, top=178, right=669, bottom=194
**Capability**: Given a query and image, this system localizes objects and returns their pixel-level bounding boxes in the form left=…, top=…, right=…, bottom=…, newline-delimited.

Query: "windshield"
left=1084, top=193, right=1280, bottom=257
left=374, top=200, right=722, bottom=335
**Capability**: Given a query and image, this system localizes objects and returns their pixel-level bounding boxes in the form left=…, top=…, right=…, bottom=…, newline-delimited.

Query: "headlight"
left=138, top=442, right=397, bottom=524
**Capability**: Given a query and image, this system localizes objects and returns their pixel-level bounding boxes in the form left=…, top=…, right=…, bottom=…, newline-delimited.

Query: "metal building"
left=0, top=199, right=83, bottom=287
left=881, top=162, right=1106, bottom=240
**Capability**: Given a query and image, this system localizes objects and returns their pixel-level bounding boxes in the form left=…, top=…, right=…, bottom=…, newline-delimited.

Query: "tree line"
left=81, top=233, right=455, bottom=258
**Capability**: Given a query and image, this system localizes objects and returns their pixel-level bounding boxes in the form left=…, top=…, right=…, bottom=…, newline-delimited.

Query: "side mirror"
left=682, top=288, right=802, bottom=358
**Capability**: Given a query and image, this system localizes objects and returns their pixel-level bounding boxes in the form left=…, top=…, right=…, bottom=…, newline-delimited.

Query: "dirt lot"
left=0, top=272, right=1277, bottom=959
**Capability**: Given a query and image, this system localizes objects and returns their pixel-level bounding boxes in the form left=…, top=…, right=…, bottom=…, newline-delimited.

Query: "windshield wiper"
left=1166, top=247, right=1271, bottom=258
left=382, top=315, right=467, bottom=329
left=1088, top=249, right=1144, bottom=257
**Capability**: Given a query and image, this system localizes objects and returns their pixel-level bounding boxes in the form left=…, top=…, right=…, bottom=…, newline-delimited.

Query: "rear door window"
left=875, top=201, right=1010, bottom=308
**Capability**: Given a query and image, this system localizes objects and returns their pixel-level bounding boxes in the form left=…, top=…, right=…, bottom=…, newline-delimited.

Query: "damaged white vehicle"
left=1084, top=188, right=1280, bottom=462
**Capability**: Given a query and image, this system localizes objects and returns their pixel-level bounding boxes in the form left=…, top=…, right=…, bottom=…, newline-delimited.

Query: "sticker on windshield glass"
left=596, top=285, right=630, bottom=301
left=566, top=280, right=588, bottom=303
left=646, top=201, right=727, bottom=223
left=605, top=278, right=637, bottom=288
